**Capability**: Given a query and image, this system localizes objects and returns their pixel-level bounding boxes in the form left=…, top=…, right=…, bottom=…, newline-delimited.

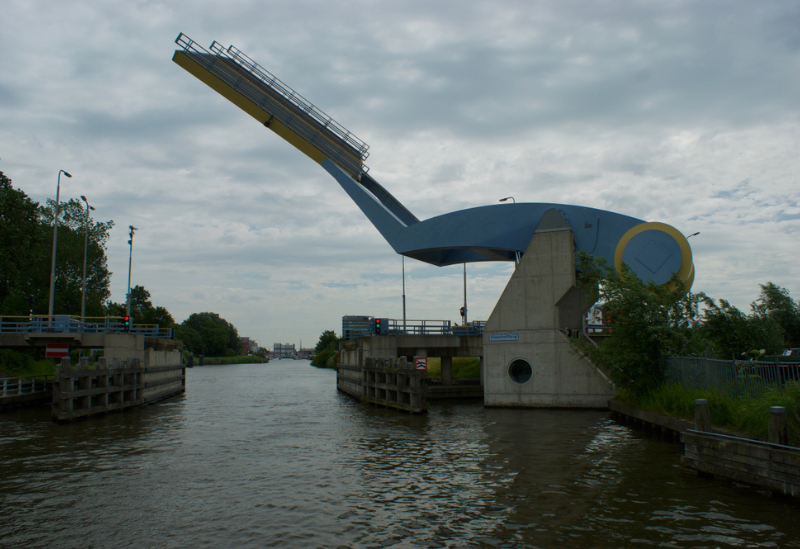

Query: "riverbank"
left=610, top=397, right=800, bottom=498
left=616, top=382, right=800, bottom=447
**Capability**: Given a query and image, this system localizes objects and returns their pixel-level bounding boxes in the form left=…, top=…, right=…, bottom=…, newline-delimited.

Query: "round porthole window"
left=508, top=359, right=532, bottom=384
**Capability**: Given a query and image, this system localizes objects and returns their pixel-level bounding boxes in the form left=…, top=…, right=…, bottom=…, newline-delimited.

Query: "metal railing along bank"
left=0, top=316, right=173, bottom=338
left=665, top=356, right=800, bottom=399
left=1, top=376, right=53, bottom=397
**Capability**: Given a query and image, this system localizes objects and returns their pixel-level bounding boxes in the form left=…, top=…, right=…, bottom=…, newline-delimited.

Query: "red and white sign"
left=46, top=343, right=69, bottom=358
left=414, top=357, right=427, bottom=371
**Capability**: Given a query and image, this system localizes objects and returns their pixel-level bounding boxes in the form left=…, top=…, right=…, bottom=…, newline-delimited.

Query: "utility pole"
left=48, top=169, right=72, bottom=319
left=126, top=225, right=138, bottom=317
left=80, top=195, right=95, bottom=326
left=402, top=256, right=407, bottom=333
left=462, top=263, right=468, bottom=326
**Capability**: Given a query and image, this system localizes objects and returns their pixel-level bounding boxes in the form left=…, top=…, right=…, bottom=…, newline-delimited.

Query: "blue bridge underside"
left=323, top=159, right=687, bottom=286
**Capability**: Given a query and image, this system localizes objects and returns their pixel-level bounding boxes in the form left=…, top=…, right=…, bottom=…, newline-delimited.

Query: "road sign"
left=46, top=343, right=69, bottom=358
left=414, top=357, right=427, bottom=371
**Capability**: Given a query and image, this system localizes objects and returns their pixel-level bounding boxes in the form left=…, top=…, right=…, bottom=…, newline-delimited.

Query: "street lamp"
left=462, top=263, right=468, bottom=326
left=126, top=225, right=138, bottom=318
left=402, top=256, right=407, bottom=333
left=500, top=197, right=521, bottom=264
left=80, top=195, right=95, bottom=326
left=48, top=169, right=72, bottom=320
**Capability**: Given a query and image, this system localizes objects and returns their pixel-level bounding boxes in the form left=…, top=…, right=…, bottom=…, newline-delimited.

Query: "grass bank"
left=425, top=357, right=480, bottom=379
left=0, top=349, right=56, bottom=379
left=619, top=382, right=800, bottom=447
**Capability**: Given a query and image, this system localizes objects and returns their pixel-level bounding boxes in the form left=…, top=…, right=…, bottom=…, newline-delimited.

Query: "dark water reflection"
left=1, top=361, right=798, bottom=548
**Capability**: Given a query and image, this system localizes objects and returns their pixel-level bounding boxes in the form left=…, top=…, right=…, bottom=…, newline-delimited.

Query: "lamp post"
left=126, top=225, right=138, bottom=318
left=80, top=195, right=95, bottom=326
left=48, top=169, right=72, bottom=320
left=402, top=256, right=407, bottom=333
left=500, top=197, right=520, bottom=264
left=462, top=263, right=468, bottom=326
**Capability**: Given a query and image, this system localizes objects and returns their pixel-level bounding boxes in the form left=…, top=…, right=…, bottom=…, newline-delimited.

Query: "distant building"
left=298, top=347, right=314, bottom=359
left=240, top=337, right=261, bottom=355
left=342, top=315, right=372, bottom=340
left=273, top=343, right=296, bottom=358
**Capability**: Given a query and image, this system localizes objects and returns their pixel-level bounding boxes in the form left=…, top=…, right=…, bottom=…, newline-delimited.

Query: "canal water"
left=1, top=360, right=798, bottom=548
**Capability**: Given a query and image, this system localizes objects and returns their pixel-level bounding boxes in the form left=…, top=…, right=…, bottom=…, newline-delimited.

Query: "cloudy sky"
left=1, top=0, right=798, bottom=349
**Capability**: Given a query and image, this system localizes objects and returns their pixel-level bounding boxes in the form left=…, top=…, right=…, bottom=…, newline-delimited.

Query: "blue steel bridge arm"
left=174, top=34, right=694, bottom=290
left=324, top=160, right=694, bottom=288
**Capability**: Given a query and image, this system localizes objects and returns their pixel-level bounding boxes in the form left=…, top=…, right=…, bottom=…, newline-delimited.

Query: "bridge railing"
left=174, top=33, right=369, bottom=179
left=385, top=319, right=486, bottom=336
left=0, top=316, right=173, bottom=339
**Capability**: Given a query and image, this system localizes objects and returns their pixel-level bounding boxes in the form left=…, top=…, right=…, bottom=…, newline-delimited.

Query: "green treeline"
left=573, top=252, right=800, bottom=396
left=0, top=170, right=260, bottom=375
left=0, top=170, right=113, bottom=317
left=311, top=330, right=341, bottom=367
left=572, top=252, right=800, bottom=444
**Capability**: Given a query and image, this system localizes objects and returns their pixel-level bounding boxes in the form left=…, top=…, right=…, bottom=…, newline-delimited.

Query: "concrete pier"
left=482, top=211, right=614, bottom=408
left=44, top=334, right=185, bottom=421
left=51, top=354, right=185, bottom=422
left=338, top=335, right=484, bottom=406
left=337, top=353, right=427, bottom=413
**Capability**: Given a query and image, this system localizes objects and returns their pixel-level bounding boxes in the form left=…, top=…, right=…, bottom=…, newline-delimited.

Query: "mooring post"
left=694, top=399, right=711, bottom=432
left=768, top=406, right=788, bottom=446
left=59, top=357, right=73, bottom=415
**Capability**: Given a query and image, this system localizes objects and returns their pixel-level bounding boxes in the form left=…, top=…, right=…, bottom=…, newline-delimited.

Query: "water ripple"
left=1, top=362, right=799, bottom=548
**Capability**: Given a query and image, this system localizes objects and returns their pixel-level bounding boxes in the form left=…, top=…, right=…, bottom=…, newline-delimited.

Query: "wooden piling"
left=769, top=406, right=789, bottom=446
left=694, top=399, right=711, bottom=432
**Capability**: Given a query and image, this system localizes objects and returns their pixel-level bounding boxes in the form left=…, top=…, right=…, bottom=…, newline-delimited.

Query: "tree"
left=181, top=312, right=241, bottom=356
left=572, top=252, right=707, bottom=396
left=0, top=171, right=46, bottom=314
left=0, top=172, right=113, bottom=317
left=106, top=285, right=176, bottom=326
left=173, top=325, right=202, bottom=355
left=752, top=282, right=800, bottom=349
left=314, top=330, right=340, bottom=354
left=39, top=197, right=114, bottom=317
left=311, top=329, right=342, bottom=367
left=700, top=298, right=785, bottom=359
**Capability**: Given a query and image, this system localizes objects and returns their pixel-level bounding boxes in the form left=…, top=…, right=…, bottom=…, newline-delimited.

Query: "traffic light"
left=372, top=317, right=388, bottom=335
left=123, top=315, right=131, bottom=332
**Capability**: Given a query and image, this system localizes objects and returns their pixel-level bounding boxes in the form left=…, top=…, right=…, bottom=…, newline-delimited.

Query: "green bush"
left=0, top=349, right=56, bottom=378
left=311, top=347, right=338, bottom=368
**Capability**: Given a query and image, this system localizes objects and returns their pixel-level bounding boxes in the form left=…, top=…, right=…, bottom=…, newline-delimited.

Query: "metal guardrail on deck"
left=0, top=316, right=173, bottom=338
left=385, top=319, right=486, bottom=336
left=175, top=33, right=369, bottom=179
